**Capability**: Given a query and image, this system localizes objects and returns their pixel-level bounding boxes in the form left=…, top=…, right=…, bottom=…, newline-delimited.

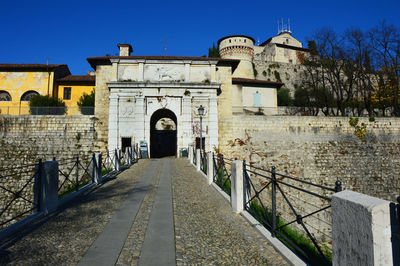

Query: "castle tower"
left=218, top=35, right=255, bottom=78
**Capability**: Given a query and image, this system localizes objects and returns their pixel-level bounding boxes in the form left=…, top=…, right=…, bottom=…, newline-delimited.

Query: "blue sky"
left=1, top=0, right=399, bottom=75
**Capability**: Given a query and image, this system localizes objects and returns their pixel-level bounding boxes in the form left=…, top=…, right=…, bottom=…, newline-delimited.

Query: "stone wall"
left=0, top=115, right=99, bottom=229
left=0, top=115, right=99, bottom=166
left=253, top=61, right=304, bottom=95
left=219, top=115, right=400, bottom=202
left=218, top=115, right=400, bottom=245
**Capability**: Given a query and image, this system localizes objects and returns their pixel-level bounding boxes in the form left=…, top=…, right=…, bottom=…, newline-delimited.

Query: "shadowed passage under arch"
left=150, top=109, right=177, bottom=158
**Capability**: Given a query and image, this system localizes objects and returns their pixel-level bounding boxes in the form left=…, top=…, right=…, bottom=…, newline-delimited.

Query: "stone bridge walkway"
left=0, top=158, right=288, bottom=265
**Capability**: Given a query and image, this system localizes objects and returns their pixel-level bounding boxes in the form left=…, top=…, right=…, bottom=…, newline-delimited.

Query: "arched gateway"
left=150, top=109, right=177, bottom=158
left=103, top=55, right=221, bottom=158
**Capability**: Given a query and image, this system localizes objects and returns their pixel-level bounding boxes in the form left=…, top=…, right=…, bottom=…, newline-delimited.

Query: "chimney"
left=118, top=43, right=133, bottom=56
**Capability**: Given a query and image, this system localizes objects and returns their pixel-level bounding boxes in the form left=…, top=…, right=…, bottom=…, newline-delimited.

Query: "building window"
left=254, top=91, right=261, bottom=107
left=21, top=91, right=39, bottom=101
left=0, top=91, right=11, bottom=101
left=63, top=87, right=71, bottom=100
left=284, top=49, right=289, bottom=56
left=244, top=39, right=246, bottom=43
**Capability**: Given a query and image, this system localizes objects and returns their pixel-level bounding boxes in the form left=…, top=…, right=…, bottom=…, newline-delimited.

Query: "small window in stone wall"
left=244, top=39, right=246, bottom=43
left=254, top=91, right=261, bottom=107
left=63, top=87, right=71, bottom=100
left=0, top=91, right=11, bottom=101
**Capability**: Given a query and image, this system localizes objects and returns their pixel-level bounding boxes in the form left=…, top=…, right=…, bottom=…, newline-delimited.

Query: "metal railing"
left=243, top=162, right=342, bottom=265
left=212, top=154, right=233, bottom=196
left=57, top=154, right=94, bottom=199
left=0, top=163, right=40, bottom=230
left=0, top=147, right=138, bottom=238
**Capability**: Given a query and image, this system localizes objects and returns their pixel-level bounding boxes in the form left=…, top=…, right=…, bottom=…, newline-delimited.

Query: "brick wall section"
left=219, top=115, right=400, bottom=202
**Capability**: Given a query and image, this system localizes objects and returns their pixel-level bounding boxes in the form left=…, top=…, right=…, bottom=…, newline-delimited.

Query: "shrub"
left=77, top=90, right=95, bottom=115
left=277, top=87, right=293, bottom=106
left=29, top=94, right=66, bottom=115
left=274, top=70, right=281, bottom=82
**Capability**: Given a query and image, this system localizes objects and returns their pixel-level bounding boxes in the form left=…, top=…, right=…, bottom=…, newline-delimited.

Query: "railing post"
left=127, top=147, right=132, bottom=165
left=39, top=161, right=59, bottom=214
left=114, top=149, right=120, bottom=171
left=218, top=154, right=224, bottom=187
left=271, top=166, right=277, bottom=237
left=75, top=154, right=79, bottom=191
left=335, top=180, right=342, bottom=192
left=196, top=149, right=201, bottom=171
left=332, top=190, right=393, bottom=265
left=93, top=152, right=102, bottom=184
left=207, top=152, right=213, bottom=185
left=33, top=159, right=42, bottom=212
left=243, top=160, right=251, bottom=210
left=188, top=146, right=193, bottom=163
left=231, top=160, right=244, bottom=213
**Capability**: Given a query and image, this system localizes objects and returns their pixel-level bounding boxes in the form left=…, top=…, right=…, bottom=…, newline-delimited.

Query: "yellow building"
left=0, top=64, right=95, bottom=115
left=56, top=74, right=95, bottom=115
left=0, top=64, right=70, bottom=115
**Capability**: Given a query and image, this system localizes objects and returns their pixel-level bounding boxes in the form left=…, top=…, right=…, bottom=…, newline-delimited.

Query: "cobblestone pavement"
left=0, top=160, right=151, bottom=266
left=172, top=158, right=288, bottom=265
left=1, top=158, right=289, bottom=265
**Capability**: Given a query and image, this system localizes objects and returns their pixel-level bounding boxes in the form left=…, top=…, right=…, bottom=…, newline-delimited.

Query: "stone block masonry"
left=219, top=115, right=400, bottom=202
left=0, top=115, right=100, bottom=230
left=219, top=115, right=400, bottom=246
left=0, top=115, right=100, bottom=167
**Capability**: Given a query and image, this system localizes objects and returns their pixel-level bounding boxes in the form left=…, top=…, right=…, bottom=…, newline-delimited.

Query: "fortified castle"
left=1, top=30, right=307, bottom=158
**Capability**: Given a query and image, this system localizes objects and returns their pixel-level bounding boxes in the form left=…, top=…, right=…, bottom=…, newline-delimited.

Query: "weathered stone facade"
left=0, top=115, right=98, bottom=165
left=218, top=115, right=400, bottom=245
left=219, top=115, right=400, bottom=202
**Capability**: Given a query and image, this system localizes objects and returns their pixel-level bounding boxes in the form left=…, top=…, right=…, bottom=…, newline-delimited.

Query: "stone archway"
left=150, top=109, right=177, bottom=158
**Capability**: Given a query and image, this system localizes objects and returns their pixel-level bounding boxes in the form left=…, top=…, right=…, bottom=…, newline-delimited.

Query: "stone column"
left=208, top=97, right=218, bottom=151
left=138, top=61, right=144, bottom=81
left=108, top=93, right=119, bottom=153
left=196, top=149, right=201, bottom=171
left=210, top=64, right=216, bottom=82
left=181, top=96, right=192, bottom=153
left=184, top=63, right=190, bottom=82
left=332, top=190, right=393, bottom=266
left=231, top=160, right=244, bottom=213
left=207, top=152, right=214, bottom=185
left=134, top=96, right=145, bottom=145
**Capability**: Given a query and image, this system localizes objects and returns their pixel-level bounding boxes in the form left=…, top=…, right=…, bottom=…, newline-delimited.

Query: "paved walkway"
left=0, top=158, right=288, bottom=265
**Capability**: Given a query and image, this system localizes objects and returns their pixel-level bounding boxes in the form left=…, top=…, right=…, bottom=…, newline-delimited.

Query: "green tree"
left=277, top=87, right=293, bottom=106
left=77, top=90, right=95, bottom=115
left=208, top=42, right=220, bottom=58
left=29, top=95, right=66, bottom=115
